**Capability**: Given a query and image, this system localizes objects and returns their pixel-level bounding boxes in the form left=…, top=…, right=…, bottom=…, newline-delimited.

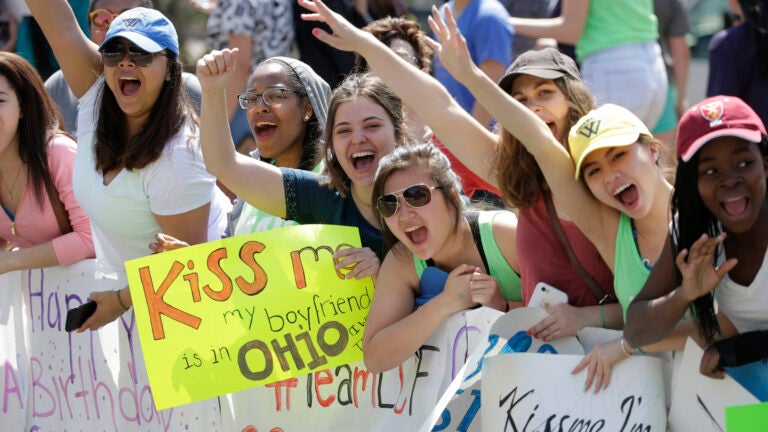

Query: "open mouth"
left=613, top=183, right=639, bottom=208
left=546, top=121, right=558, bottom=138
left=254, top=122, right=277, bottom=140
left=405, top=225, right=428, bottom=246
left=351, top=151, right=376, bottom=171
left=119, top=76, right=141, bottom=97
left=721, top=196, right=749, bottom=218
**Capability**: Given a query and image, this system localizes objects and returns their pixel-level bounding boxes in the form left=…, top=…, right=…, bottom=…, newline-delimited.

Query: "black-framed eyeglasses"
left=238, top=88, right=302, bottom=109
left=100, top=43, right=165, bottom=67
left=89, top=8, right=120, bottom=30
left=377, top=184, right=444, bottom=218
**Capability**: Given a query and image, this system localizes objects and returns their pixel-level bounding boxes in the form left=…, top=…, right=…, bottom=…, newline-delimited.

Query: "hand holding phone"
left=528, top=282, right=568, bottom=310
left=65, top=301, right=97, bottom=332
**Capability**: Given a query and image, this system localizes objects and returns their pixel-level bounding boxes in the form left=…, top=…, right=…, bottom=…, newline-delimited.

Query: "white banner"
left=221, top=307, right=503, bottom=431
left=482, top=353, right=667, bottom=431
left=668, top=338, right=759, bottom=432
left=0, top=261, right=221, bottom=432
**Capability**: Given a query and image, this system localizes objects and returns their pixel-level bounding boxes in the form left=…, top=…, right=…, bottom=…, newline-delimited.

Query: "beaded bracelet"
left=116, top=290, right=130, bottom=312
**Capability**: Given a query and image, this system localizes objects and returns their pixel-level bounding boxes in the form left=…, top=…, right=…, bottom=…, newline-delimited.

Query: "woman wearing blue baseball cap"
left=25, top=0, right=230, bottom=330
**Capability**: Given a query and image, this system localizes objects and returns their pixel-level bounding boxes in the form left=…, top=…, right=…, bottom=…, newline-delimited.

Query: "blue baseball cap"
left=99, top=8, right=179, bottom=57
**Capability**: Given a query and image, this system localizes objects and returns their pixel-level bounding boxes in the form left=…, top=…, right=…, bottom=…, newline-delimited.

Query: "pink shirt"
left=517, top=191, right=615, bottom=307
left=0, top=134, right=94, bottom=265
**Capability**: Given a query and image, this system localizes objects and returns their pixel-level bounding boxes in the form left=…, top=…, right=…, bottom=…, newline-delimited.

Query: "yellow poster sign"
left=125, top=225, right=373, bottom=410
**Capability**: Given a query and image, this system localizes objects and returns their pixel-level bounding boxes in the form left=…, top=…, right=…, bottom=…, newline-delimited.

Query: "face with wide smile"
left=332, top=96, right=397, bottom=187
left=246, top=62, right=311, bottom=167
left=581, top=142, right=660, bottom=218
left=380, top=168, right=454, bottom=260
left=101, top=38, right=170, bottom=132
left=696, top=136, right=768, bottom=233
left=509, top=75, right=570, bottom=143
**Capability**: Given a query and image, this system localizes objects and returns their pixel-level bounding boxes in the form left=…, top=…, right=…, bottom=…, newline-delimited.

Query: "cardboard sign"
left=668, top=338, right=759, bottom=431
left=125, top=225, right=373, bottom=410
left=422, top=308, right=585, bottom=431
left=0, top=261, right=222, bottom=431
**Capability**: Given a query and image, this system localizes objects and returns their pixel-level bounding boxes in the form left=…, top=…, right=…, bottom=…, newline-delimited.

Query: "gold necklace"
left=0, top=165, right=23, bottom=201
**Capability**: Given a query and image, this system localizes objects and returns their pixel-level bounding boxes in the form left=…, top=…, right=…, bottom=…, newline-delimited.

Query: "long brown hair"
left=94, top=53, right=197, bottom=173
left=0, top=52, right=67, bottom=207
left=496, top=76, right=594, bottom=208
left=321, top=73, right=409, bottom=196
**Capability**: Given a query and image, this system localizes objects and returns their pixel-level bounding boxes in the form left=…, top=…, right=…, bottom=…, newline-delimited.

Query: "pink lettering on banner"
left=3, top=361, right=23, bottom=413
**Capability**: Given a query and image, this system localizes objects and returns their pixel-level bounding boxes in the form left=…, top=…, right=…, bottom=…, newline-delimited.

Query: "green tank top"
left=576, top=0, right=659, bottom=61
left=413, top=211, right=522, bottom=302
left=613, top=213, right=651, bottom=320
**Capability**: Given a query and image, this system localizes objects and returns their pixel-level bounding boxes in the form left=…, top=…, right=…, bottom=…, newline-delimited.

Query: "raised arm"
left=196, top=48, right=287, bottom=219
left=508, top=0, right=589, bottom=45
left=429, top=7, right=611, bottom=244
left=25, top=0, right=101, bottom=97
left=298, top=0, right=500, bottom=185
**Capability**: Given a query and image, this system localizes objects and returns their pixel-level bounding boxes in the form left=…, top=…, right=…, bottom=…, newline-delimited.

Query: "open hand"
left=676, top=233, right=737, bottom=302
left=425, top=6, right=476, bottom=83
left=298, top=0, right=371, bottom=53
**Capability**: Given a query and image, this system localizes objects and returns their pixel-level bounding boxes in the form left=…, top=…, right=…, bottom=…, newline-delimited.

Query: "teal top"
left=576, top=0, right=659, bottom=61
left=613, top=213, right=651, bottom=320
left=414, top=211, right=522, bottom=302
left=232, top=162, right=323, bottom=236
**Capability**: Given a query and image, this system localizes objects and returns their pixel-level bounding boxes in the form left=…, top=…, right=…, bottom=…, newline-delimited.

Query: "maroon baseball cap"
left=498, top=47, right=581, bottom=92
left=677, top=95, right=766, bottom=162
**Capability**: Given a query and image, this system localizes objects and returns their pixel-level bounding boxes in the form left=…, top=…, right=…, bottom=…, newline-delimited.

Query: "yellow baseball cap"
left=569, top=104, right=651, bottom=179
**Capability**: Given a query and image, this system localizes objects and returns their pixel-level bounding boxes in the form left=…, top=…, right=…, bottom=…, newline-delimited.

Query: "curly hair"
left=355, top=16, right=433, bottom=74
left=495, top=76, right=595, bottom=208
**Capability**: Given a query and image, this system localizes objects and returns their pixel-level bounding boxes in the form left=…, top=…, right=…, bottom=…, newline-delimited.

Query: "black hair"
left=672, top=136, right=768, bottom=343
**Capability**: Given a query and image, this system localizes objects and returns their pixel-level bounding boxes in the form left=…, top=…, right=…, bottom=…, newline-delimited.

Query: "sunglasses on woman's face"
left=377, top=184, right=443, bottom=218
left=89, top=9, right=120, bottom=30
left=100, top=43, right=162, bottom=67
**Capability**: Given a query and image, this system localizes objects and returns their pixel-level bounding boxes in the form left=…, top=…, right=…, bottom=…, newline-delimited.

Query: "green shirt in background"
left=576, top=0, right=659, bottom=61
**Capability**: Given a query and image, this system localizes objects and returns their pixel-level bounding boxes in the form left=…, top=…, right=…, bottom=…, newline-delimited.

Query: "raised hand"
left=196, top=48, right=239, bottom=93
left=334, top=246, right=380, bottom=279
left=426, top=5, right=476, bottom=83
left=675, top=233, right=738, bottom=303
left=297, top=0, right=371, bottom=52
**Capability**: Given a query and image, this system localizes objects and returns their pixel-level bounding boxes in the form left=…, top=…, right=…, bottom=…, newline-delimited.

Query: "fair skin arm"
left=668, top=34, right=690, bottom=117
left=25, top=0, right=102, bottom=97
left=78, top=204, right=212, bottom=331
left=529, top=302, right=624, bottom=341
left=429, top=7, right=618, bottom=257
left=0, top=244, right=58, bottom=273
left=470, top=59, right=505, bottom=129
left=507, top=0, right=589, bottom=46
left=298, top=0, right=500, bottom=185
left=364, top=245, right=477, bottom=372
left=196, top=48, right=288, bottom=219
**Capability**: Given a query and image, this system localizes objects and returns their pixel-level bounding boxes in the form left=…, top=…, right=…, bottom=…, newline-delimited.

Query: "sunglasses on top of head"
left=100, top=43, right=168, bottom=68
left=89, top=9, right=120, bottom=30
left=376, top=184, right=444, bottom=218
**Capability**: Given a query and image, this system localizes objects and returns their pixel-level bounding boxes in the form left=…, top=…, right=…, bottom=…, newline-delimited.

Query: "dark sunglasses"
left=101, top=44, right=164, bottom=68
left=377, top=184, right=443, bottom=218
left=89, top=9, right=120, bottom=30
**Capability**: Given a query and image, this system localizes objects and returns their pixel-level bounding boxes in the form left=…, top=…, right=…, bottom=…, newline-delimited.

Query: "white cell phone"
left=528, top=282, right=568, bottom=310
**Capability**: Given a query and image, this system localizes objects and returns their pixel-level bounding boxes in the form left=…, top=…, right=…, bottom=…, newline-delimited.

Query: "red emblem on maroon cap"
left=700, top=101, right=724, bottom=126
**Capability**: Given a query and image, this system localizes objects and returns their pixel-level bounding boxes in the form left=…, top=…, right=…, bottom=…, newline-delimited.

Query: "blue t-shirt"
left=433, top=0, right=513, bottom=115
left=282, top=168, right=383, bottom=259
